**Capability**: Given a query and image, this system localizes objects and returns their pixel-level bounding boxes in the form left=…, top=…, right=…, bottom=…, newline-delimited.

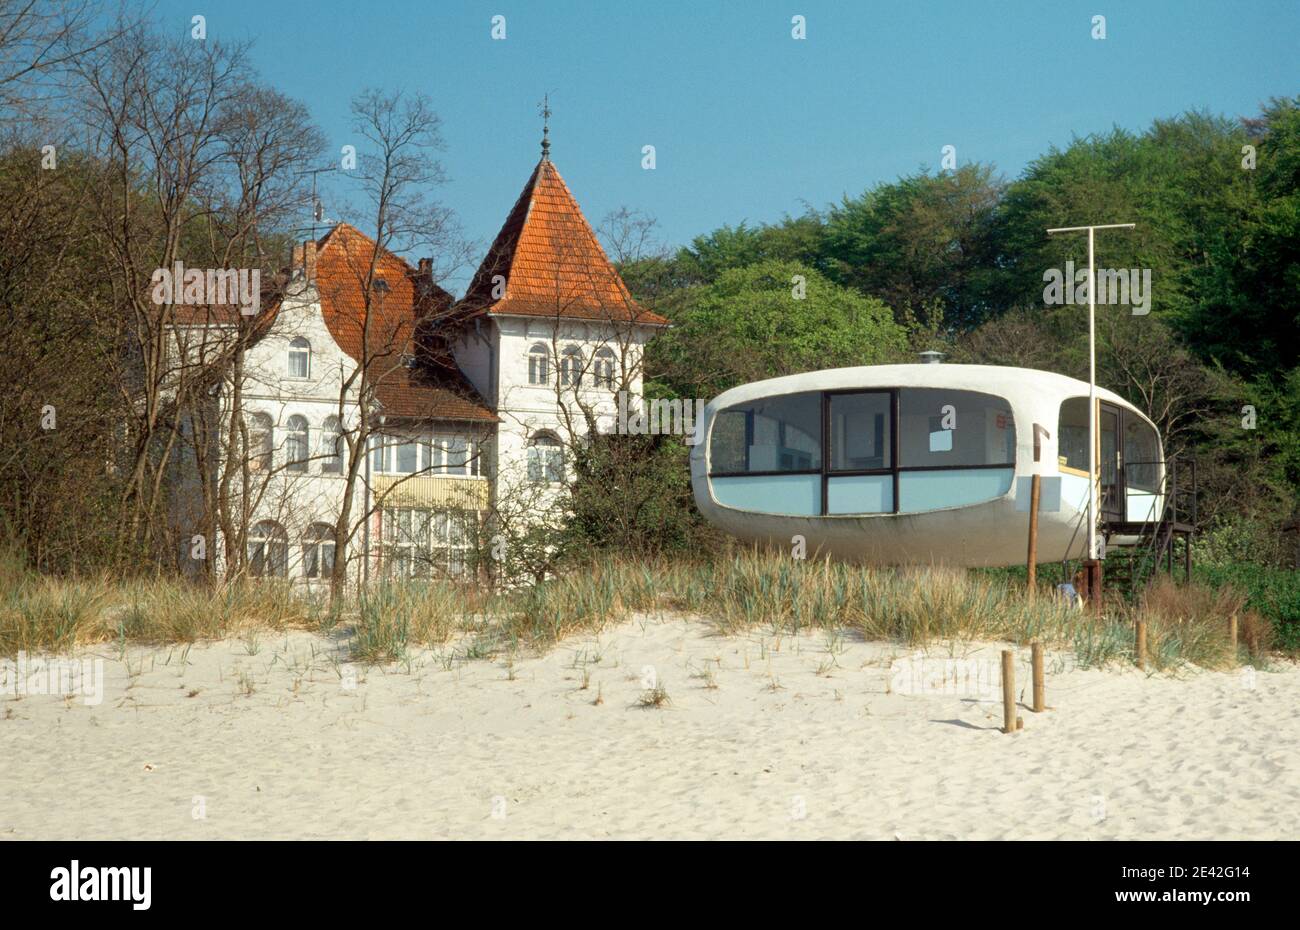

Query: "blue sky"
left=151, top=0, right=1297, bottom=292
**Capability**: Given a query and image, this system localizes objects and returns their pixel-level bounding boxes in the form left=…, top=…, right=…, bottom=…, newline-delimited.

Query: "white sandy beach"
left=1, top=615, right=1296, bottom=840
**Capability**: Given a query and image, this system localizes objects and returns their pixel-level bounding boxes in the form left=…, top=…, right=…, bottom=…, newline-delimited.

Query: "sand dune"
left=1, top=615, right=1296, bottom=839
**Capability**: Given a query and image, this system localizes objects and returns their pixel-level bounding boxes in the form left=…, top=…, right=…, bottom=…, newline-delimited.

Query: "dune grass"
left=0, top=544, right=1263, bottom=672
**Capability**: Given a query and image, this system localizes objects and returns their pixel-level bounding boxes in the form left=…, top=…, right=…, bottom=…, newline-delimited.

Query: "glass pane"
left=1100, top=408, right=1119, bottom=513
left=826, top=474, right=893, bottom=514
left=546, top=449, right=565, bottom=483
left=710, top=392, right=821, bottom=474
left=830, top=392, right=890, bottom=471
left=711, top=474, right=821, bottom=516
left=1058, top=397, right=1090, bottom=472
left=899, top=389, right=1014, bottom=468
left=898, top=468, right=1013, bottom=512
left=1123, top=416, right=1160, bottom=492
left=446, top=438, right=467, bottom=474
left=396, top=439, right=418, bottom=473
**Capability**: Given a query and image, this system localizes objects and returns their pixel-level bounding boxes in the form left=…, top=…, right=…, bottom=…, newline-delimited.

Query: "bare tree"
left=70, top=22, right=323, bottom=568
left=323, top=88, right=467, bottom=605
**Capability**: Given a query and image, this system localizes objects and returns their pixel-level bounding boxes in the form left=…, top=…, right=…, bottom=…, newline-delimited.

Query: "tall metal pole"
left=1087, top=226, right=1096, bottom=562
left=1045, top=222, right=1135, bottom=568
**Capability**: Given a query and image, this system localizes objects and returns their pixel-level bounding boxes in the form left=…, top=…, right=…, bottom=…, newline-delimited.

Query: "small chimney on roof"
left=418, top=257, right=432, bottom=279
left=291, top=240, right=317, bottom=282
left=918, top=350, right=945, bottom=365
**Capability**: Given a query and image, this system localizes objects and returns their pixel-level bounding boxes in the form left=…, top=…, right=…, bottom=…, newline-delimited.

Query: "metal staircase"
left=1102, top=456, right=1197, bottom=596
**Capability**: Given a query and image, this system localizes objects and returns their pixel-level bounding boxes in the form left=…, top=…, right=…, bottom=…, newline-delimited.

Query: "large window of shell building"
left=707, top=388, right=1017, bottom=516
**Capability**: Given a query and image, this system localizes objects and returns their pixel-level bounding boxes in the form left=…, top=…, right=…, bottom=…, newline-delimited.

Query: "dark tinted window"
left=710, top=392, right=821, bottom=473
left=898, top=388, right=1014, bottom=468
left=829, top=392, right=891, bottom=471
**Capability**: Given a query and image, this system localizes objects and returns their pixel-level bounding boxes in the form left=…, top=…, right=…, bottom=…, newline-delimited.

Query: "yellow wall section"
left=373, top=475, right=489, bottom=509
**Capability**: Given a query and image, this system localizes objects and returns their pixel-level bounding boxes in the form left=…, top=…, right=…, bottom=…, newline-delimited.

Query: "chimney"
left=292, top=240, right=317, bottom=282
left=418, top=257, right=432, bottom=279
left=918, top=350, right=945, bottom=365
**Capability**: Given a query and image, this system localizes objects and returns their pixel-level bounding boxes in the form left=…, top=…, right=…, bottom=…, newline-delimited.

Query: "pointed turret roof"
left=459, top=160, right=669, bottom=325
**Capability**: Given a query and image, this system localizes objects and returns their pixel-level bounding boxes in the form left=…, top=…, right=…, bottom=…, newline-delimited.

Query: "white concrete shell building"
left=690, top=363, right=1166, bottom=567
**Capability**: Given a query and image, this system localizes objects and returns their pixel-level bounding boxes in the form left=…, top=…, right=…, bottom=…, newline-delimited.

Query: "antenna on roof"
left=293, top=165, right=338, bottom=240
left=539, top=93, right=552, bottom=161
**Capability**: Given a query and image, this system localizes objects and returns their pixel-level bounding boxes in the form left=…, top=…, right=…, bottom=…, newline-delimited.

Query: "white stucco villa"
left=169, top=144, right=668, bottom=585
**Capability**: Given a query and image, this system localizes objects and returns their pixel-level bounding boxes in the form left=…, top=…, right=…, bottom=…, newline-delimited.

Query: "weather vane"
left=539, top=93, right=552, bottom=160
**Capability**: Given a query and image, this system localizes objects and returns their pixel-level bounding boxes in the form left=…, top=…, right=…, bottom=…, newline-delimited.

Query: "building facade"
left=176, top=150, right=667, bottom=586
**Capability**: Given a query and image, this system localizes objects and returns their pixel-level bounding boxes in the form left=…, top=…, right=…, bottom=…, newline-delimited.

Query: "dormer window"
left=288, top=337, right=311, bottom=378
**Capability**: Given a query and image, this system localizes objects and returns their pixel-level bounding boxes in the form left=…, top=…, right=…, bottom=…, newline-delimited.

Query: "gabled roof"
left=313, top=224, right=496, bottom=423
left=458, top=159, right=669, bottom=325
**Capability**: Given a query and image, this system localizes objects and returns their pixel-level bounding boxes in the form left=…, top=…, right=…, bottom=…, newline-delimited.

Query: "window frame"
left=707, top=387, right=1017, bottom=516
left=527, top=343, right=550, bottom=386
left=559, top=346, right=583, bottom=387
left=371, top=431, right=482, bottom=477
left=247, top=520, right=288, bottom=578
left=302, top=523, right=336, bottom=580
left=321, top=417, right=344, bottom=474
left=247, top=412, right=274, bottom=473
left=285, top=414, right=310, bottom=473
left=594, top=347, right=617, bottom=389
left=287, top=337, right=311, bottom=379
left=527, top=432, right=566, bottom=485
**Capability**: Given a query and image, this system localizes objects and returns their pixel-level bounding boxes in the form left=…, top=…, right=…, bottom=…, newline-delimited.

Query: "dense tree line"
left=585, top=100, right=1300, bottom=567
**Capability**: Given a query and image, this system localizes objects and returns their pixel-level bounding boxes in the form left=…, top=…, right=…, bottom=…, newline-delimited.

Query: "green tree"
left=823, top=163, right=1005, bottom=330
left=648, top=260, right=907, bottom=399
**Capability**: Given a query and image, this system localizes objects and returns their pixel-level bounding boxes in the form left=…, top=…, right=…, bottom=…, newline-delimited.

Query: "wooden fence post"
left=1135, top=620, right=1147, bottom=670
left=1031, top=641, right=1045, bottom=712
left=1026, top=474, right=1042, bottom=599
left=1001, top=650, right=1016, bottom=733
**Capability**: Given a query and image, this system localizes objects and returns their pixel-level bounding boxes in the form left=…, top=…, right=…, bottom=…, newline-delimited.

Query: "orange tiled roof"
left=459, top=159, right=669, bottom=325
left=314, top=224, right=496, bottom=423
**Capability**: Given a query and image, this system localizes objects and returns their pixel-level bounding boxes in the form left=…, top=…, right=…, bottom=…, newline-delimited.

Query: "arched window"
left=285, top=415, right=309, bottom=473
left=527, top=432, right=565, bottom=485
left=302, top=523, right=336, bottom=580
left=321, top=416, right=344, bottom=474
left=288, top=337, right=311, bottom=378
left=247, top=412, right=273, bottom=473
left=594, top=347, right=616, bottom=389
left=560, top=346, right=583, bottom=386
left=528, top=343, right=549, bottom=385
left=247, top=520, right=288, bottom=577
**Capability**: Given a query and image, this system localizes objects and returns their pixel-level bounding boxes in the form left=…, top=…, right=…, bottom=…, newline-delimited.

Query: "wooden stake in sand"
left=1135, top=620, right=1147, bottom=670
left=1031, top=641, right=1045, bottom=712
left=1229, top=614, right=1239, bottom=652
left=1001, top=650, right=1017, bottom=734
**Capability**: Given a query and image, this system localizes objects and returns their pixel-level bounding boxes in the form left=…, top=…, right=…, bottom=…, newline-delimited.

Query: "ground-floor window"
left=381, top=507, right=478, bottom=578
left=302, top=523, right=336, bottom=579
left=248, top=520, right=288, bottom=577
